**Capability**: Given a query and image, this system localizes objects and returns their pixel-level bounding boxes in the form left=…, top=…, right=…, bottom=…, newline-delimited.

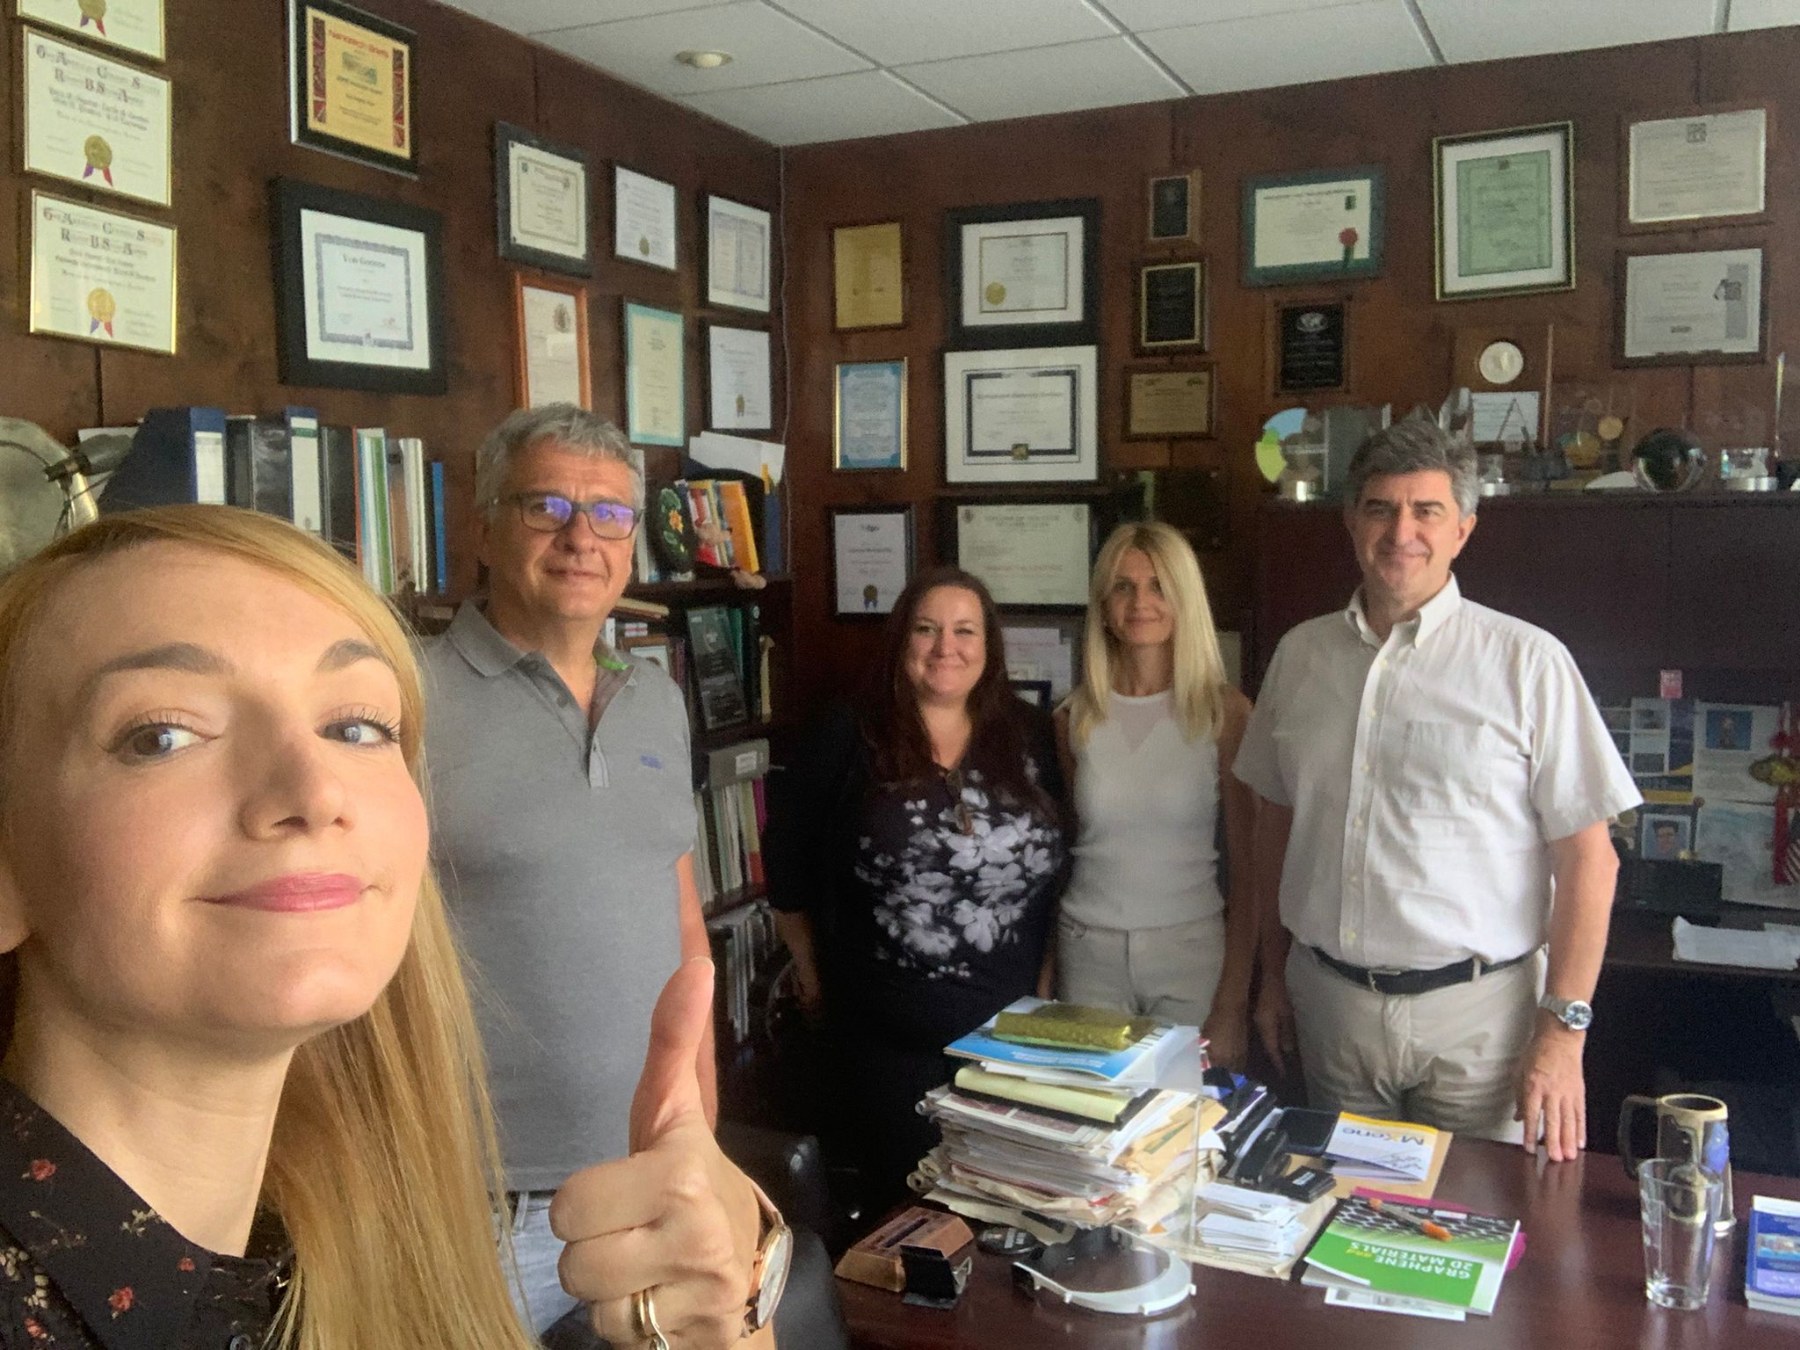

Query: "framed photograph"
left=513, top=274, right=590, bottom=411
left=18, top=0, right=164, bottom=61
left=614, top=163, right=677, bottom=271
left=1623, top=106, right=1769, bottom=230
left=1010, top=678, right=1053, bottom=709
left=1640, top=811, right=1692, bottom=860
left=1241, top=165, right=1383, bottom=287
left=944, top=198, right=1100, bottom=349
left=622, top=302, right=685, bottom=447
left=286, top=0, right=417, bottom=175
left=705, top=193, right=772, bottom=313
left=1123, top=363, right=1214, bottom=440
left=1434, top=122, right=1574, bottom=300
left=943, top=345, right=1098, bottom=485
left=1617, top=245, right=1767, bottom=366
left=28, top=190, right=176, bottom=354
left=22, top=30, right=172, bottom=207
left=1271, top=298, right=1349, bottom=394
left=830, top=504, right=913, bottom=618
left=834, top=359, right=907, bottom=471
left=833, top=220, right=905, bottom=330
left=1147, top=170, right=1200, bottom=244
left=271, top=178, right=446, bottom=394
left=705, top=323, right=772, bottom=432
left=941, top=498, right=1096, bottom=609
left=1137, top=260, right=1207, bottom=352
left=494, top=122, right=590, bottom=276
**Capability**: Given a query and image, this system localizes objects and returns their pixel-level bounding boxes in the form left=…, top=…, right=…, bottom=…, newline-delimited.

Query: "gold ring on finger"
left=633, top=1287, right=670, bottom=1350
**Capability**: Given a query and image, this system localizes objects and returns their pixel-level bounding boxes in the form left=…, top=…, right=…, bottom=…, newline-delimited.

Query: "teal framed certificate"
left=623, top=302, right=686, bottom=447
left=833, top=359, right=907, bottom=471
left=1435, top=123, right=1574, bottom=300
left=1241, top=166, right=1383, bottom=287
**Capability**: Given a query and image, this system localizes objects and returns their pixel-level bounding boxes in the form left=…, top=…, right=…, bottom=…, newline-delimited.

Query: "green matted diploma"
left=1434, top=123, right=1573, bottom=300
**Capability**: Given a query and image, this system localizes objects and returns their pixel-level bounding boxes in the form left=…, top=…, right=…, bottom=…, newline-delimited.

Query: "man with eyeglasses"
left=422, top=405, right=764, bottom=1339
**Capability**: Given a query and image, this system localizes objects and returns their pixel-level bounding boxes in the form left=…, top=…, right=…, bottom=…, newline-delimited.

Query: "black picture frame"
left=1136, top=260, right=1207, bottom=352
left=943, top=197, right=1101, bottom=350
left=1147, top=170, right=1200, bottom=244
left=286, top=0, right=418, bottom=175
left=270, top=177, right=448, bottom=395
left=494, top=121, right=592, bottom=277
left=829, top=503, right=914, bottom=619
left=1274, top=299, right=1349, bottom=393
left=1010, top=678, right=1053, bottom=709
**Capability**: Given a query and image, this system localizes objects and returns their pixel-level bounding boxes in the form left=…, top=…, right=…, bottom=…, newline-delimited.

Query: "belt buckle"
left=1366, top=967, right=1405, bottom=993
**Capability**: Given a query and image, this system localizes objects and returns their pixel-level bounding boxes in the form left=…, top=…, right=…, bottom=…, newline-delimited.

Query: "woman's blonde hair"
left=1067, top=521, right=1229, bottom=748
left=0, top=506, right=535, bottom=1350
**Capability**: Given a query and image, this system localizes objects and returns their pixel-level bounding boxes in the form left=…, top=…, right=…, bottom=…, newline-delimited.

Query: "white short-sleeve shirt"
left=1234, top=576, right=1640, bottom=970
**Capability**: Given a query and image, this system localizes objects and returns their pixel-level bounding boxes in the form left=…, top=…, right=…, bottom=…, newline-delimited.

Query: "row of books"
left=707, top=899, right=780, bottom=1047
left=637, top=475, right=771, bottom=583
left=102, top=406, right=447, bottom=595
left=692, top=740, right=770, bottom=915
left=608, top=602, right=774, bottom=734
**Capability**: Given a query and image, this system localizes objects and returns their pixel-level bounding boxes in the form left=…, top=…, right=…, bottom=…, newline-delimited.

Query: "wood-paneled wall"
left=0, top=0, right=781, bottom=598
left=779, top=29, right=1800, bottom=713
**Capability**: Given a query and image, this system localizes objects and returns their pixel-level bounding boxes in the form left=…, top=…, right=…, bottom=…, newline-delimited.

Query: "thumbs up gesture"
left=550, top=958, right=768, bottom=1348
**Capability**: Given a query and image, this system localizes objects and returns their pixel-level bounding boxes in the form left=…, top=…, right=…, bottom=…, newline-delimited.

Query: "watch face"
left=1563, top=1000, right=1594, bottom=1031
left=754, top=1226, right=793, bottom=1328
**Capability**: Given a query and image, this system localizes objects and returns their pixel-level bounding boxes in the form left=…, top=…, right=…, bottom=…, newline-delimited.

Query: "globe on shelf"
left=1630, top=427, right=1705, bottom=493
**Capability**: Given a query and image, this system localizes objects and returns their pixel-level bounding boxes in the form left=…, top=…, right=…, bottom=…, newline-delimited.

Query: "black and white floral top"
left=0, top=1078, right=288, bottom=1350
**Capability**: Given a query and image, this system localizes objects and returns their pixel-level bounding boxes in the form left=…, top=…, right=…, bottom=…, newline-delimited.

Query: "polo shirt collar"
left=445, top=602, right=635, bottom=681
left=1344, top=574, right=1463, bottom=647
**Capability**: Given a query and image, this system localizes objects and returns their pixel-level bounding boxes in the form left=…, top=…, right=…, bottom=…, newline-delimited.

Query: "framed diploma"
left=705, top=194, right=772, bottom=313
left=1623, top=106, right=1769, bottom=230
left=22, top=30, right=171, bottom=207
left=1123, top=364, right=1214, bottom=440
left=830, top=505, right=913, bottom=618
left=1617, top=245, right=1767, bottom=366
left=1136, top=260, right=1206, bottom=352
left=1241, top=166, right=1383, bottom=287
left=613, top=163, right=677, bottom=272
left=1147, top=170, right=1201, bottom=245
left=944, top=198, right=1100, bottom=349
left=623, top=302, right=686, bottom=447
left=17, top=0, right=164, bottom=61
left=705, top=324, right=772, bottom=432
left=942, top=498, right=1095, bottom=610
left=833, top=220, right=905, bottom=330
left=28, top=190, right=176, bottom=353
left=943, top=346, right=1098, bottom=485
left=271, top=178, right=446, bottom=394
left=1434, top=122, right=1574, bottom=300
left=834, top=359, right=907, bottom=471
left=512, top=274, right=591, bottom=411
left=1271, top=299, right=1349, bottom=394
left=493, top=123, right=590, bottom=276
left=287, top=0, right=417, bottom=175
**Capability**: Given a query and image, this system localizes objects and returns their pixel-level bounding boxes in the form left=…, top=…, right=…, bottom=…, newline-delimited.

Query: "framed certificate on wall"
left=287, top=0, right=418, bottom=175
left=18, top=0, right=165, bottom=61
left=494, top=122, right=590, bottom=276
left=942, top=498, right=1096, bottom=609
left=1434, top=123, right=1574, bottom=300
left=22, top=30, right=172, bottom=207
left=705, top=194, right=772, bottom=313
left=29, top=191, right=177, bottom=354
left=944, top=198, right=1100, bottom=349
left=1241, top=166, right=1383, bottom=287
left=943, top=346, right=1098, bottom=484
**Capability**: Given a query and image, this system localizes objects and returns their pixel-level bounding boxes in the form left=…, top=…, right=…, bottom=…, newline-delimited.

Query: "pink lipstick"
left=210, top=873, right=363, bottom=913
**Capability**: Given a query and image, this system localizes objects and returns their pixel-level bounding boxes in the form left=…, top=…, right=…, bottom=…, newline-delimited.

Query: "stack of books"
left=1294, top=1112, right=1444, bottom=1187
left=1300, top=1190, right=1522, bottom=1321
left=1747, top=1195, right=1800, bottom=1316
left=912, top=999, right=1217, bottom=1241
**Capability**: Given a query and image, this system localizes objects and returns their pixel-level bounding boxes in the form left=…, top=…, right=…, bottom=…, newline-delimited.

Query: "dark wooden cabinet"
left=1251, top=494, right=1800, bottom=702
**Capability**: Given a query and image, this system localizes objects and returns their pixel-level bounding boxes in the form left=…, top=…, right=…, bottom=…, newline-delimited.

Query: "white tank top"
left=1061, top=689, right=1225, bottom=931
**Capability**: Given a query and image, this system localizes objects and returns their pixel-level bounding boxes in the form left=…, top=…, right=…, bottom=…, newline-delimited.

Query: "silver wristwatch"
left=1538, top=994, right=1593, bottom=1031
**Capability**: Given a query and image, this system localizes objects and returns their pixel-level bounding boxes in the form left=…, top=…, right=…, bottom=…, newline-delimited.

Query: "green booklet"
left=1301, top=1194, right=1519, bottom=1315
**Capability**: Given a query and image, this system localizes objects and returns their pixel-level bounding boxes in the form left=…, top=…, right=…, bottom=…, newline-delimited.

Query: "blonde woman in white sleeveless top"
left=1051, top=522, right=1257, bottom=1068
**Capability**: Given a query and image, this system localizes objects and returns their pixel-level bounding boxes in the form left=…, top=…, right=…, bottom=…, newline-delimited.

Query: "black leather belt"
left=1309, top=945, right=1533, bottom=997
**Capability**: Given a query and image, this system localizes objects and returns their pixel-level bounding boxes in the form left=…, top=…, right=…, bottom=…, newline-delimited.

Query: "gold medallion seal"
left=84, top=135, right=113, bottom=172
left=78, top=0, right=106, bottom=20
left=1010, top=442, right=1030, bottom=461
left=984, top=281, right=1006, bottom=306
left=87, top=287, right=118, bottom=323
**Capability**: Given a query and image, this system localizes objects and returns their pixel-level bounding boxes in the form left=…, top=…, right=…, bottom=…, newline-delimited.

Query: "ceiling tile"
left=1416, top=0, right=1714, bottom=64
left=682, top=69, right=965, bottom=144
left=542, top=2, right=870, bottom=96
left=898, top=36, right=1187, bottom=122
left=440, top=0, right=738, bottom=37
left=768, top=0, right=1116, bottom=65
left=1098, top=0, right=1372, bottom=33
left=1727, top=0, right=1800, bottom=29
left=1141, top=2, right=1433, bottom=95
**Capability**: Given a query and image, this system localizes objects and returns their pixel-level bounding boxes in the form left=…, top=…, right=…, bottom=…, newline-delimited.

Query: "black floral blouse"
left=0, top=1078, right=288, bottom=1349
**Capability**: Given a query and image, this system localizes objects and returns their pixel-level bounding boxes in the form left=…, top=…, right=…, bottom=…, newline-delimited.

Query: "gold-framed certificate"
left=29, top=190, right=177, bottom=354
left=17, top=0, right=165, bottom=61
left=832, top=221, right=904, bottom=330
left=287, top=0, right=417, bottom=174
left=1123, top=365, right=1214, bottom=440
left=23, top=29, right=172, bottom=208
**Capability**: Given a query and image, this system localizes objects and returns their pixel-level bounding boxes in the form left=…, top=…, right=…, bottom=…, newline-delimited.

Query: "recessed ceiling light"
left=676, top=50, right=732, bottom=69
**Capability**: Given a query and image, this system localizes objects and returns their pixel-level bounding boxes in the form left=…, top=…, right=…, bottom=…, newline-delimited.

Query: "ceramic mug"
left=1619, top=1092, right=1733, bottom=1235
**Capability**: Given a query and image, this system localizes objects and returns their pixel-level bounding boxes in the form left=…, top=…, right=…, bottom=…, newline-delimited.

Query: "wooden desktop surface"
left=837, top=1139, right=1800, bottom=1348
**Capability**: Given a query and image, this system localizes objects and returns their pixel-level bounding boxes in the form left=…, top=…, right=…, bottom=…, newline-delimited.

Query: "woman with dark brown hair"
left=769, top=567, right=1067, bottom=1206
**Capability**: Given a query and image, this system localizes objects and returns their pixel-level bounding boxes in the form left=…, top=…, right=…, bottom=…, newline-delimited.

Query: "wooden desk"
left=838, top=1140, right=1800, bottom=1348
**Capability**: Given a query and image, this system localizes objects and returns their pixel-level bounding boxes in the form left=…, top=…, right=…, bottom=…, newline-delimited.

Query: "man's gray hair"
left=474, top=404, right=643, bottom=514
left=1344, top=414, right=1479, bottom=516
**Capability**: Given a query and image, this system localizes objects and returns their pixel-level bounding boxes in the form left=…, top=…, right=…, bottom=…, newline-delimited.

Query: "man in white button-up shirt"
left=1234, top=417, right=1639, bottom=1161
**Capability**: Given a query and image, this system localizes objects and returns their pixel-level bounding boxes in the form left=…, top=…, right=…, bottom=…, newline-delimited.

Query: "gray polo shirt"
left=423, top=603, right=697, bottom=1190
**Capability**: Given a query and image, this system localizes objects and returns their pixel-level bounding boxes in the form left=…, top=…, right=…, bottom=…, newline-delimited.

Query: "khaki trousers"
left=1056, top=911, right=1226, bottom=1026
left=1285, top=942, right=1544, bottom=1142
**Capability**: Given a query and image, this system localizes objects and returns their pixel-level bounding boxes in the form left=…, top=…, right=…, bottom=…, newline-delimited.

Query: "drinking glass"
left=1639, top=1158, right=1723, bottom=1310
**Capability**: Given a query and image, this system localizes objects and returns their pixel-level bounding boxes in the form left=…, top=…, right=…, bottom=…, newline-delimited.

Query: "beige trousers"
left=1285, top=942, right=1544, bottom=1143
left=1056, top=911, right=1226, bottom=1027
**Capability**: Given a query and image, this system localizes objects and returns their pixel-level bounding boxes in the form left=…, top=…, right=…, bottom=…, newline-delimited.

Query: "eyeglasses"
left=944, top=767, right=974, bottom=835
left=501, top=492, right=640, bottom=539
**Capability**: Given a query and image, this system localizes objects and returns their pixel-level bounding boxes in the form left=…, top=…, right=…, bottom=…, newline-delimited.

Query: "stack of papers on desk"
left=1321, top=1114, right=1440, bottom=1182
left=1672, top=917, right=1800, bottom=970
left=1122, top=1179, right=1333, bottom=1279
